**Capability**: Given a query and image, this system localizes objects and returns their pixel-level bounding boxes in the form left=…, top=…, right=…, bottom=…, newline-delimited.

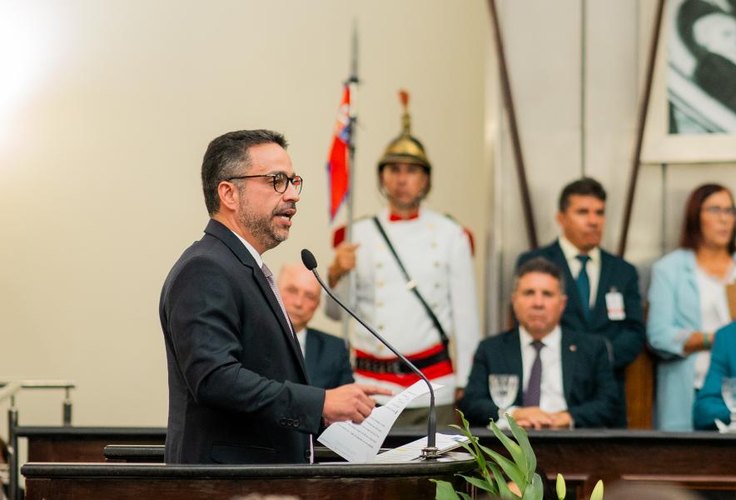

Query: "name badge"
left=605, top=289, right=625, bottom=321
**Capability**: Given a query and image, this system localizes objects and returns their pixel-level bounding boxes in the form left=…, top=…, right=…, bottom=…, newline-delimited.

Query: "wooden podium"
left=20, top=425, right=736, bottom=498
left=22, top=455, right=475, bottom=500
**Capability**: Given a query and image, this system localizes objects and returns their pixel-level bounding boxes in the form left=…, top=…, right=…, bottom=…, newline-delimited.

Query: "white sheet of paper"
left=715, top=418, right=736, bottom=433
left=370, top=433, right=470, bottom=463
left=317, top=380, right=443, bottom=463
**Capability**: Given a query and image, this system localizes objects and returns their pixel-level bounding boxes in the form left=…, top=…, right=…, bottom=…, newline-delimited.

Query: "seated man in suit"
left=516, top=177, right=644, bottom=427
left=278, top=263, right=354, bottom=389
left=460, top=257, right=618, bottom=429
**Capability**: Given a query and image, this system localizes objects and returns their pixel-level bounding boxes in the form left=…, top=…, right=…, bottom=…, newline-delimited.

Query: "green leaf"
left=590, top=480, right=604, bottom=500
left=456, top=415, right=489, bottom=471
left=488, top=463, right=519, bottom=499
left=432, top=479, right=462, bottom=500
left=446, top=410, right=546, bottom=500
left=507, top=415, right=537, bottom=477
left=455, top=441, right=475, bottom=455
left=556, top=473, right=566, bottom=500
left=457, top=439, right=487, bottom=471
left=521, top=473, right=544, bottom=500
left=478, top=440, right=524, bottom=480
left=487, top=420, right=526, bottom=472
left=483, top=448, right=526, bottom=490
left=457, top=474, right=497, bottom=494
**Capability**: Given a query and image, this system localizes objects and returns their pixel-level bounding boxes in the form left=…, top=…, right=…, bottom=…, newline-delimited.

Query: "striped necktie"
left=523, top=340, right=544, bottom=407
left=261, top=263, right=295, bottom=337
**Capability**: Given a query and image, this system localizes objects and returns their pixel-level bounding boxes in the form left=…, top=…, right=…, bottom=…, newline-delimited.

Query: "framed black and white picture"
left=643, top=0, right=736, bottom=163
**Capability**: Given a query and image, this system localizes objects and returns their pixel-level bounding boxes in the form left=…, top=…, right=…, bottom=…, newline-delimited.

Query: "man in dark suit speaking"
left=460, top=258, right=618, bottom=429
left=159, top=130, right=388, bottom=464
left=277, top=263, right=354, bottom=389
left=515, top=178, right=644, bottom=427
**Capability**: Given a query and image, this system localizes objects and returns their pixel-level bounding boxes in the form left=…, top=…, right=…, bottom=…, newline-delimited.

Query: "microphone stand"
left=303, top=251, right=439, bottom=459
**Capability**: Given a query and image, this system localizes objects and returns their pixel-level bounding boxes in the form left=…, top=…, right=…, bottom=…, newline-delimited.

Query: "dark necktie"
left=576, top=254, right=591, bottom=318
left=523, top=340, right=544, bottom=407
left=261, top=263, right=295, bottom=338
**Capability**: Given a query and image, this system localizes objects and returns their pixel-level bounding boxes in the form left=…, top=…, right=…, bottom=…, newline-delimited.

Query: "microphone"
left=300, top=248, right=439, bottom=459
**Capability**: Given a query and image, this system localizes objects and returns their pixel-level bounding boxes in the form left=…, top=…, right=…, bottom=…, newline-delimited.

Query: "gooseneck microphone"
left=301, top=248, right=439, bottom=459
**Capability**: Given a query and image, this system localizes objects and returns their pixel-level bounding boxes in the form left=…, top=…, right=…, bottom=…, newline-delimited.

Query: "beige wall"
left=0, top=0, right=490, bottom=431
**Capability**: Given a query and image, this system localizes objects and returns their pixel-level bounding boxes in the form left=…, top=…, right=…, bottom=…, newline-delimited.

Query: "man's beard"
left=239, top=202, right=295, bottom=252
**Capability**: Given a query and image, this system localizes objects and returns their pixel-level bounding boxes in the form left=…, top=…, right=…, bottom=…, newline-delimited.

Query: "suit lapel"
left=591, top=251, right=614, bottom=329
left=560, top=329, right=576, bottom=402
left=506, top=329, right=525, bottom=405
left=204, top=219, right=310, bottom=381
left=682, top=251, right=700, bottom=327
left=252, top=269, right=309, bottom=377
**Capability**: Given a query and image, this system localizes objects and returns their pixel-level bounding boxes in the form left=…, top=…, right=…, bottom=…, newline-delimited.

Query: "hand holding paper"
left=318, top=380, right=443, bottom=463
left=322, top=383, right=393, bottom=424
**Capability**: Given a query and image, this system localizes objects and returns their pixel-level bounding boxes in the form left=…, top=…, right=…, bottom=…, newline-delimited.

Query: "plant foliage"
left=432, top=411, right=604, bottom=499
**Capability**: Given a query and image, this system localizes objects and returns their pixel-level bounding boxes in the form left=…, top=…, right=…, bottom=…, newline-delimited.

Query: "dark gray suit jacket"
left=516, top=240, right=645, bottom=427
left=159, top=219, right=325, bottom=464
left=459, top=328, right=618, bottom=428
left=304, top=328, right=354, bottom=390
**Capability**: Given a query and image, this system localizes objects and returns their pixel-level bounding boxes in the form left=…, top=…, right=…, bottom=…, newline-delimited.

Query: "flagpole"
left=345, top=21, right=358, bottom=243
left=340, top=22, right=359, bottom=347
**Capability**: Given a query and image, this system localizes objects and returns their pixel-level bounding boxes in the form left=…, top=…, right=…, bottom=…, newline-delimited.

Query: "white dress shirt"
left=295, top=328, right=307, bottom=358
left=518, top=326, right=567, bottom=413
left=231, top=230, right=264, bottom=267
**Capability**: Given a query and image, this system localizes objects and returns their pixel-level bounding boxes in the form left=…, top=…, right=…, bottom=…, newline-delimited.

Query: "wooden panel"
left=624, top=348, right=655, bottom=429
left=622, top=474, right=736, bottom=489
left=21, top=426, right=736, bottom=498
left=18, top=427, right=166, bottom=463
left=22, top=461, right=475, bottom=500
left=26, top=476, right=460, bottom=500
left=28, top=438, right=163, bottom=463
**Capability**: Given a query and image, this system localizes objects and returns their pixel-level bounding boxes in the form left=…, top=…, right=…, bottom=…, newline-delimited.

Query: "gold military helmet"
left=377, top=90, right=431, bottom=173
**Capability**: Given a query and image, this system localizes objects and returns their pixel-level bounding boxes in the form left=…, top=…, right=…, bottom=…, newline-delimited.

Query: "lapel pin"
left=569, top=344, right=577, bottom=352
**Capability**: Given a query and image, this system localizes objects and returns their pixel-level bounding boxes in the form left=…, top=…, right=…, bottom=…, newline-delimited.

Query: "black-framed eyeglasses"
left=702, top=206, right=736, bottom=217
left=226, top=172, right=303, bottom=194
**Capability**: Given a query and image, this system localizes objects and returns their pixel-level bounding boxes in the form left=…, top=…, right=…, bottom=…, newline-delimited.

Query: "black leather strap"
left=355, top=349, right=451, bottom=375
left=371, top=216, right=451, bottom=353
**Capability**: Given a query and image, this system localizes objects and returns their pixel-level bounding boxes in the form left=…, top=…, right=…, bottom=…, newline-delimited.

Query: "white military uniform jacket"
left=328, top=208, right=480, bottom=407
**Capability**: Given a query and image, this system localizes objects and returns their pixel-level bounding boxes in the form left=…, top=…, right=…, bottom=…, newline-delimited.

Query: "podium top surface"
left=22, top=455, right=476, bottom=479
left=17, top=424, right=736, bottom=440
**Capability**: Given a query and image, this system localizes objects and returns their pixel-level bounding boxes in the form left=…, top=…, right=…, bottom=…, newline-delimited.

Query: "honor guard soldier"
left=327, top=91, right=481, bottom=426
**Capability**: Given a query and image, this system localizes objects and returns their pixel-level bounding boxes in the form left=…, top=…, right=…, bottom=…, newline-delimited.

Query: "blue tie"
left=576, top=255, right=591, bottom=318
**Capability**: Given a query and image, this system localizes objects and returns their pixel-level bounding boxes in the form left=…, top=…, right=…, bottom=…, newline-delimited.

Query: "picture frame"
left=641, top=0, right=736, bottom=164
